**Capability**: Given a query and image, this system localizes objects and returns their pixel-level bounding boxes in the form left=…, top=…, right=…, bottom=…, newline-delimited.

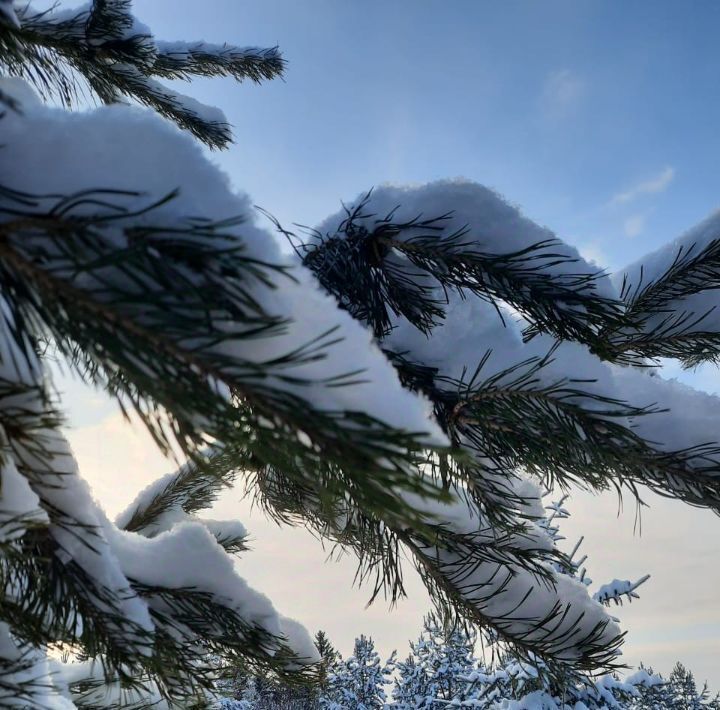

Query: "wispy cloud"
left=611, top=166, right=675, bottom=205
left=623, top=214, right=646, bottom=238
left=540, top=69, right=585, bottom=119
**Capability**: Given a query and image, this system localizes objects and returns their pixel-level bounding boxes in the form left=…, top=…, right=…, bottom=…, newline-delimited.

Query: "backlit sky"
left=54, top=0, right=720, bottom=690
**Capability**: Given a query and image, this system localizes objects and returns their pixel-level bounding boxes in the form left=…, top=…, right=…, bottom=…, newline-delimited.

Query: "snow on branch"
left=2, top=1, right=284, bottom=147
left=399, top=491, right=624, bottom=671
left=611, top=210, right=720, bottom=366
left=116, top=449, right=239, bottom=535
left=379, top=272, right=720, bottom=511
left=593, top=575, right=650, bottom=607
left=154, top=40, right=284, bottom=83
left=301, top=182, right=624, bottom=346
left=0, top=81, right=448, bottom=528
left=116, top=449, right=249, bottom=553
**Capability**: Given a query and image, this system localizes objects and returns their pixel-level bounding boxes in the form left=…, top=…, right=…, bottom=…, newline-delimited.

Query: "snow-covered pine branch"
left=611, top=212, right=720, bottom=366
left=301, top=183, right=720, bottom=510
left=593, top=576, right=650, bottom=607
left=0, top=4, right=446, bottom=705
left=5, top=1, right=720, bottom=705
left=1, top=1, right=283, bottom=148
left=253, top=181, right=720, bottom=674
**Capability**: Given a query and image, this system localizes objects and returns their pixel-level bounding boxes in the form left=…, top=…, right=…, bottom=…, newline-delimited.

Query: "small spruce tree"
left=315, top=630, right=339, bottom=693
left=391, top=613, right=477, bottom=708
left=665, top=662, right=720, bottom=710
left=629, top=664, right=678, bottom=710
left=392, top=653, right=431, bottom=709
left=322, top=635, right=393, bottom=710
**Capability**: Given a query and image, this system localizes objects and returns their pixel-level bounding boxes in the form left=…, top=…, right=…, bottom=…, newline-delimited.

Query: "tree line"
left=217, top=619, right=719, bottom=709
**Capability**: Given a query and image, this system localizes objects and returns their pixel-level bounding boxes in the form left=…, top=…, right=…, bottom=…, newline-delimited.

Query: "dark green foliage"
left=611, top=239, right=720, bottom=366
left=314, top=631, right=338, bottom=692
left=0, top=1, right=284, bottom=147
left=290, top=192, right=626, bottom=346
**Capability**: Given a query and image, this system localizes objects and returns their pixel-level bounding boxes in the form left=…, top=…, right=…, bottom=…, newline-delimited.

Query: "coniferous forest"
left=217, top=625, right=719, bottom=709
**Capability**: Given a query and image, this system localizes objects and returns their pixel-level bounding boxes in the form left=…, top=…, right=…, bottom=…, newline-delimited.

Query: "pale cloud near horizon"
left=623, top=213, right=646, bottom=237
left=611, top=166, right=675, bottom=205
left=540, top=69, right=586, bottom=119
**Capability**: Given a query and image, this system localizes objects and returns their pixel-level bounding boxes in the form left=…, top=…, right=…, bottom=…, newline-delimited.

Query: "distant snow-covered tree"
left=425, top=617, right=477, bottom=705
left=460, top=654, right=662, bottom=709
left=393, top=653, right=431, bottom=709
left=315, top=630, right=339, bottom=693
left=217, top=699, right=254, bottom=710
left=391, top=613, right=478, bottom=708
left=664, top=662, right=720, bottom=710
left=626, top=663, right=678, bottom=709
left=322, top=635, right=393, bottom=710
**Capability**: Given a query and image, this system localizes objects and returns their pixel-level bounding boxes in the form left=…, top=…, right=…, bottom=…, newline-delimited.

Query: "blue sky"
left=132, top=0, right=720, bottom=274
left=54, top=0, right=720, bottom=690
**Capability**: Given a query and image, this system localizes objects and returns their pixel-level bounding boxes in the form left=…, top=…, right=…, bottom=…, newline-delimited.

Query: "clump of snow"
left=130, top=71, right=229, bottom=125
left=278, top=617, right=321, bottom=666
left=0, top=456, right=47, bottom=543
left=624, top=668, right=664, bottom=688
left=114, top=468, right=189, bottom=532
left=616, top=209, right=720, bottom=335
left=593, top=576, right=649, bottom=606
left=0, top=623, right=74, bottom=708
left=315, top=180, right=616, bottom=301
left=104, top=518, right=316, bottom=659
left=23, top=1, right=155, bottom=57
left=15, top=427, right=156, bottom=652
left=618, top=207, right=720, bottom=290
left=60, top=660, right=170, bottom=709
